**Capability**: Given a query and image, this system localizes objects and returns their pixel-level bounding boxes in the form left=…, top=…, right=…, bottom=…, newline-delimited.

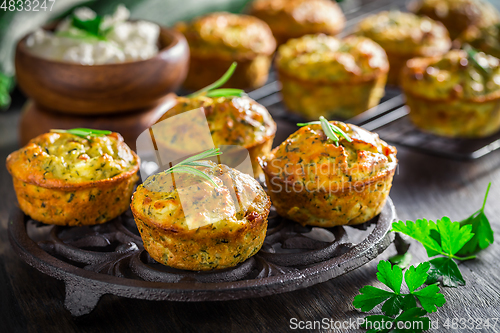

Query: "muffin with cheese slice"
left=355, top=11, right=451, bottom=85
left=276, top=34, right=389, bottom=120
left=401, top=49, right=500, bottom=138
left=260, top=120, right=397, bottom=227
left=131, top=161, right=270, bottom=271
left=6, top=130, right=139, bottom=226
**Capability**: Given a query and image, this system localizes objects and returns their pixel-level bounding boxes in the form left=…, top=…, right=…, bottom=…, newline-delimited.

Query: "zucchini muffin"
left=410, top=0, right=500, bottom=39
left=131, top=161, right=271, bottom=271
left=261, top=121, right=397, bottom=227
left=401, top=49, right=500, bottom=138
left=154, top=95, right=276, bottom=178
left=175, top=12, right=276, bottom=90
left=248, top=0, right=345, bottom=45
left=459, top=24, right=500, bottom=58
left=6, top=131, right=139, bottom=226
left=355, top=11, right=451, bottom=85
left=275, top=34, right=389, bottom=120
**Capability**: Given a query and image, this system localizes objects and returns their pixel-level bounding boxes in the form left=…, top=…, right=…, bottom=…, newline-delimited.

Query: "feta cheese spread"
left=25, top=5, right=160, bottom=65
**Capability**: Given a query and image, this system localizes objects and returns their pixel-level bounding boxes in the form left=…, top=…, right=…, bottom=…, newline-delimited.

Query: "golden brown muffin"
left=355, top=11, right=451, bottom=85
left=275, top=34, right=389, bottom=120
left=248, top=0, right=345, bottom=44
left=401, top=49, right=500, bottom=138
left=459, top=24, right=500, bottom=58
left=6, top=132, right=139, bottom=226
left=131, top=161, right=271, bottom=271
left=175, top=12, right=276, bottom=90
left=260, top=121, right=397, bottom=227
left=154, top=94, right=276, bottom=178
left=410, top=0, right=500, bottom=39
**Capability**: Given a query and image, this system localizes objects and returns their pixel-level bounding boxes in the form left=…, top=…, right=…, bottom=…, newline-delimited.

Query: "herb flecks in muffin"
left=404, top=49, right=500, bottom=99
left=276, top=34, right=388, bottom=82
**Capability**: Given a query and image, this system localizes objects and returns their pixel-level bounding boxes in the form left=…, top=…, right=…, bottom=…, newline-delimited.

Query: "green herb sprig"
left=165, top=148, right=223, bottom=187
left=56, top=14, right=112, bottom=41
left=463, top=44, right=491, bottom=76
left=187, top=62, right=246, bottom=98
left=392, top=183, right=493, bottom=287
left=51, top=128, right=112, bottom=138
left=297, top=116, right=352, bottom=146
left=354, top=261, right=441, bottom=332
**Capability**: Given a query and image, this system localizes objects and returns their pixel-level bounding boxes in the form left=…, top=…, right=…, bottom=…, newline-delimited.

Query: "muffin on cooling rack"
left=401, top=49, right=500, bottom=138
left=248, top=0, right=345, bottom=44
left=6, top=130, right=139, bottom=226
left=459, top=24, right=500, bottom=58
left=260, top=118, right=397, bottom=227
left=131, top=158, right=271, bottom=271
left=410, top=0, right=500, bottom=39
left=355, top=11, right=451, bottom=85
left=275, top=34, right=389, bottom=120
left=175, top=12, right=276, bottom=90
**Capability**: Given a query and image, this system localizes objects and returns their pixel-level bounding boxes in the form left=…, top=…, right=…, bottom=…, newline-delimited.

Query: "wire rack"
left=244, top=0, right=500, bottom=160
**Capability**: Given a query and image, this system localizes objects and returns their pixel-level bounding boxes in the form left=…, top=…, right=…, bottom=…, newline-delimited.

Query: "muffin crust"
left=131, top=161, right=271, bottom=270
left=6, top=132, right=139, bottom=225
left=261, top=121, right=397, bottom=227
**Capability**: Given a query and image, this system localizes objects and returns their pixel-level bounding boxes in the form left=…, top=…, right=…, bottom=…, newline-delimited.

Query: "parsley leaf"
left=72, top=15, right=102, bottom=37
left=457, top=183, right=494, bottom=257
left=426, top=257, right=465, bottom=287
left=353, top=261, right=445, bottom=316
left=392, top=217, right=476, bottom=287
left=389, top=252, right=413, bottom=269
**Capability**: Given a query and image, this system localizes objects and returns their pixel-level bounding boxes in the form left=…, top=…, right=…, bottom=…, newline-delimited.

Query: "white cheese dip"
left=26, top=5, right=160, bottom=65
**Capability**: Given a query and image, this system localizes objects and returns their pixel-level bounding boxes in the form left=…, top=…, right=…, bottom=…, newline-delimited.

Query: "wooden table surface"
left=1, top=87, right=499, bottom=333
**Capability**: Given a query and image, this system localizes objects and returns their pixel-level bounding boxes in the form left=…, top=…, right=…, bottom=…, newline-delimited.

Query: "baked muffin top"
left=402, top=49, right=500, bottom=100
left=275, top=34, right=388, bottom=82
left=355, top=11, right=451, bottom=56
left=132, top=161, right=270, bottom=230
left=413, top=0, right=499, bottom=36
left=155, top=95, right=276, bottom=150
left=249, top=0, right=344, bottom=36
left=460, top=24, right=500, bottom=58
left=6, top=132, right=138, bottom=188
left=262, top=121, right=397, bottom=190
left=174, top=12, right=276, bottom=59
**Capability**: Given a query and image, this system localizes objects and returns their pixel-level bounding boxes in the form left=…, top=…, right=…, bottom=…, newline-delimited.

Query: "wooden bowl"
left=15, top=26, right=189, bottom=115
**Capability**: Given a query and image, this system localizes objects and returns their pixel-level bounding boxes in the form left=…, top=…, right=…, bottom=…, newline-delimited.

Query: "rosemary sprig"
left=187, top=62, right=245, bottom=98
left=297, top=116, right=352, bottom=147
left=165, top=148, right=223, bottom=187
left=51, top=128, right=112, bottom=138
left=463, top=44, right=491, bottom=76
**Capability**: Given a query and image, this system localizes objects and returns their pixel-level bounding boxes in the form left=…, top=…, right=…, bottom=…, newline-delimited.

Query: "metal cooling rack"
left=244, top=0, right=500, bottom=160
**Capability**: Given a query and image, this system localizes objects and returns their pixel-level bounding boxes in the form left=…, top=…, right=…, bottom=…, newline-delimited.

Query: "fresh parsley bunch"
left=392, top=183, right=493, bottom=287
left=354, top=183, right=494, bottom=332
left=354, top=261, right=444, bottom=332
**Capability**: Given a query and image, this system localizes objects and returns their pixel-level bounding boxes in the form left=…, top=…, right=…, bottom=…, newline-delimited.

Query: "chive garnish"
left=187, top=62, right=246, bottom=98
left=165, top=148, right=223, bottom=187
left=297, top=116, right=352, bottom=147
left=51, top=128, right=112, bottom=138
